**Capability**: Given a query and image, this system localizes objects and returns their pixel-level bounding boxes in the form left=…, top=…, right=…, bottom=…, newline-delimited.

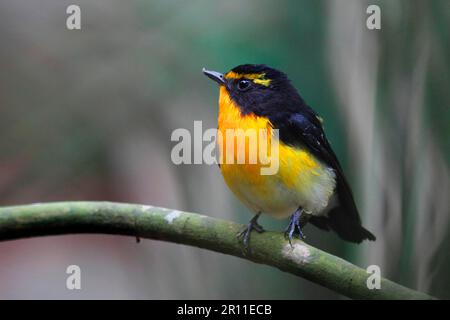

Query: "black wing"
left=271, top=109, right=375, bottom=243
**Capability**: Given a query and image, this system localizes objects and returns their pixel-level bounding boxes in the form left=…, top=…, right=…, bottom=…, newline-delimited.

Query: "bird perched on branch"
left=203, top=64, right=375, bottom=249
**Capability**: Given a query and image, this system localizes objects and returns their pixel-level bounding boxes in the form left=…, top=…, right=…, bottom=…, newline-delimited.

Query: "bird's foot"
left=284, top=209, right=305, bottom=246
left=237, top=213, right=264, bottom=251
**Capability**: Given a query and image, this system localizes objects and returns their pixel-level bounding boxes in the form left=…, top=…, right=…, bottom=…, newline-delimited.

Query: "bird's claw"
left=237, top=214, right=265, bottom=252
left=284, top=209, right=305, bottom=246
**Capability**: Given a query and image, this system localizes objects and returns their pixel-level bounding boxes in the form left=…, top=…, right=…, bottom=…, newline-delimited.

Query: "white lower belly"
left=225, top=169, right=337, bottom=219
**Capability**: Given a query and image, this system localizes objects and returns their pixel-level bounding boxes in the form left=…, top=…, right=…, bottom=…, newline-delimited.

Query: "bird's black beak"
left=202, top=68, right=226, bottom=85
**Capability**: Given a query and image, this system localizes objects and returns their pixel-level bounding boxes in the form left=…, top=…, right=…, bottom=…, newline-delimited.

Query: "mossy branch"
left=0, top=201, right=434, bottom=299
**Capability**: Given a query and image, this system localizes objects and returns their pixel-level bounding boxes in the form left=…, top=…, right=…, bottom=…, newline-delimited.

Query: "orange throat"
left=217, top=86, right=274, bottom=165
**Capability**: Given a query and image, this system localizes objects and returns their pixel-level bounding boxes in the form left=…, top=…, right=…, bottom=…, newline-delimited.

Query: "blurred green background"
left=0, top=0, right=449, bottom=299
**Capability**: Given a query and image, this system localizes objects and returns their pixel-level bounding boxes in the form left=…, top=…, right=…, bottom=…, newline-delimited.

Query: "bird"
left=202, top=64, right=375, bottom=248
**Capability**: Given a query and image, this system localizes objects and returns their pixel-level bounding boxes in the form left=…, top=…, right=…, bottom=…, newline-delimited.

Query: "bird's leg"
left=237, top=212, right=265, bottom=250
left=284, top=208, right=306, bottom=246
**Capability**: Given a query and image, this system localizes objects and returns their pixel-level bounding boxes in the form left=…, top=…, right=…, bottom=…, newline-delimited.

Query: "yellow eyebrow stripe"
left=253, top=78, right=271, bottom=86
left=225, top=72, right=265, bottom=80
left=224, top=71, right=271, bottom=87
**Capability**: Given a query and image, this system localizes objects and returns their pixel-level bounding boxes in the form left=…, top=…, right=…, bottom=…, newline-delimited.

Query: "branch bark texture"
left=0, top=201, right=434, bottom=300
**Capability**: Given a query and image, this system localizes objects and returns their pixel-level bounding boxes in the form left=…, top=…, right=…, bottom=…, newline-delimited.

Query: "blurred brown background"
left=0, top=0, right=449, bottom=299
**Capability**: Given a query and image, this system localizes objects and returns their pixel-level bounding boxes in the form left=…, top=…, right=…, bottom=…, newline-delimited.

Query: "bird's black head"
left=203, top=64, right=304, bottom=117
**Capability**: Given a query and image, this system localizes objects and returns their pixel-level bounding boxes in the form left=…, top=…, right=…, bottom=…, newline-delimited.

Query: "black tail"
left=310, top=172, right=376, bottom=244
left=310, top=208, right=376, bottom=243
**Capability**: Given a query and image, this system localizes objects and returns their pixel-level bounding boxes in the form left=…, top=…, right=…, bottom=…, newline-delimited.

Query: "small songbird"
left=203, top=64, right=375, bottom=248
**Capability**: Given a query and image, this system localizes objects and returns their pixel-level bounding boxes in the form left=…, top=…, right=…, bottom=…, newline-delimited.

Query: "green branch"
left=0, top=201, right=434, bottom=299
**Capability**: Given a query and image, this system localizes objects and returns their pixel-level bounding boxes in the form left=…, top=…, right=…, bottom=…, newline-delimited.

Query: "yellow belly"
left=217, top=86, right=336, bottom=218
left=220, top=143, right=336, bottom=218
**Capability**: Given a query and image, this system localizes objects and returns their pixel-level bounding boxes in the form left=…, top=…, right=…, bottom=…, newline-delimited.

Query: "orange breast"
left=217, top=86, right=273, bottom=184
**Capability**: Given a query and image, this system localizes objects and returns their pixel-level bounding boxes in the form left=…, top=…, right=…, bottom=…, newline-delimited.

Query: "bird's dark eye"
left=237, top=79, right=251, bottom=91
